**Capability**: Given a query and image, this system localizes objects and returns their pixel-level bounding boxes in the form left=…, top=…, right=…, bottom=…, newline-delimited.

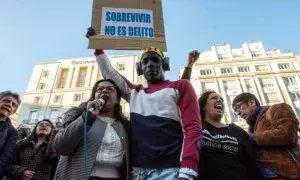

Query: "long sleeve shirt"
left=95, top=51, right=202, bottom=178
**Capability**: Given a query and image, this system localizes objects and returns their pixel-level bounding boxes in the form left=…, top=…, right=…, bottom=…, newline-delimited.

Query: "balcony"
left=226, top=89, right=241, bottom=95
left=288, top=85, right=300, bottom=92
left=263, top=87, right=276, bottom=93
left=294, top=101, right=300, bottom=108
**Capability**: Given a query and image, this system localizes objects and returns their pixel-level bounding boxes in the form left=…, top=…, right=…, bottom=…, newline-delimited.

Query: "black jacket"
left=5, top=130, right=58, bottom=180
left=0, top=119, right=19, bottom=178
left=198, top=121, right=262, bottom=180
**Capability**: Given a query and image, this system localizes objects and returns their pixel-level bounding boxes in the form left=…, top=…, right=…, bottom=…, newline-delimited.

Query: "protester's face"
left=36, top=121, right=52, bottom=136
left=95, top=81, right=118, bottom=111
left=204, top=93, right=224, bottom=120
left=141, top=52, right=164, bottom=83
left=19, top=128, right=31, bottom=138
left=0, top=96, right=19, bottom=118
left=233, top=100, right=257, bottom=120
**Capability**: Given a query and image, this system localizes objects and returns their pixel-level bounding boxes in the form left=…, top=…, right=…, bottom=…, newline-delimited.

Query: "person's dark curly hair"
left=232, top=92, right=260, bottom=108
left=198, top=90, right=218, bottom=121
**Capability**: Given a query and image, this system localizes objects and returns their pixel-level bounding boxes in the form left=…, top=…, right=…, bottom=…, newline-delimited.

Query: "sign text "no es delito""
left=101, top=7, right=154, bottom=38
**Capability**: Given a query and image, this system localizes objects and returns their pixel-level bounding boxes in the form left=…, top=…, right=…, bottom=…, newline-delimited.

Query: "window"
left=49, top=109, right=58, bottom=122
left=295, top=108, right=300, bottom=117
left=283, top=76, right=297, bottom=86
left=244, top=79, right=253, bottom=92
left=230, top=112, right=238, bottom=122
left=255, top=65, right=268, bottom=71
left=74, top=94, right=81, bottom=102
left=41, top=70, right=49, bottom=77
left=226, top=96, right=237, bottom=122
left=53, top=95, right=62, bottom=103
left=200, top=69, right=212, bottom=75
left=201, top=82, right=216, bottom=91
left=33, top=96, right=41, bottom=104
left=290, top=92, right=300, bottom=101
left=278, top=63, right=290, bottom=70
left=265, top=93, right=280, bottom=103
left=238, top=66, right=250, bottom=73
left=28, top=111, right=38, bottom=124
left=57, top=69, right=69, bottom=89
left=117, top=63, right=125, bottom=71
left=37, top=83, right=45, bottom=90
left=76, top=67, right=87, bottom=87
left=221, top=68, right=233, bottom=74
left=218, top=54, right=229, bottom=60
left=259, top=78, right=274, bottom=88
left=223, top=80, right=237, bottom=90
left=87, top=66, right=94, bottom=87
left=244, top=79, right=252, bottom=88
left=251, top=51, right=262, bottom=58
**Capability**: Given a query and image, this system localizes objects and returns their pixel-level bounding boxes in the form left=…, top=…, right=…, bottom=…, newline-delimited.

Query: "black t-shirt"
left=199, top=121, right=262, bottom=180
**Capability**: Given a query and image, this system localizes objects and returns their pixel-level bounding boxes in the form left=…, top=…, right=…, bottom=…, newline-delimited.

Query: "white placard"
left=101, top=7, right=154, bottom=38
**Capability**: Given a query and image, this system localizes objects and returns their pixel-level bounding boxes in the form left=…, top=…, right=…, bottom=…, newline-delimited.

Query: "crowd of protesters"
left=0, top=31, right=299, bottom=179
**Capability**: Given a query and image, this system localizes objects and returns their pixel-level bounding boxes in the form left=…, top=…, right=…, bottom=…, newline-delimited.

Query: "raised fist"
left=187, top=50, right=200, bottom=67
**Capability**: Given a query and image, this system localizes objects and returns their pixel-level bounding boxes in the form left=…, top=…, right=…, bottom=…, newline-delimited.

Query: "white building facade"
left=16, top=55, right=145, bottom=126
left=181, top=42, right=300, bottom=129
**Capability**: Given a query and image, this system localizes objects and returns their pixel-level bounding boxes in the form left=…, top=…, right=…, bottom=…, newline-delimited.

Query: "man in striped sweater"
left=93, top=46, right=202, bottom=180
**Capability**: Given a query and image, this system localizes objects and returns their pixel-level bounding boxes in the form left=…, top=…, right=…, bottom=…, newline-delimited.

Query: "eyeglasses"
left=96, top=86, right=116, bottom=93
left=37, top=122, right=51, bottom=127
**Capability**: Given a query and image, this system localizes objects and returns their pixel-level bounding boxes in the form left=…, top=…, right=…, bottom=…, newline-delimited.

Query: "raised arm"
left=181, top=50, right=200, bottom=80
left=95, top=50, right=134, bottom=102
left=181, top=67, right=193, bottom=80
left=177, top=80, right=202, bottom=179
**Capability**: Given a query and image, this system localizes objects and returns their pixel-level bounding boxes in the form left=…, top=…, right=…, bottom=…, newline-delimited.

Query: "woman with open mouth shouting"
left=5, top=119, right=57, bottom=180
left=197, top=91, right=262, bottom=180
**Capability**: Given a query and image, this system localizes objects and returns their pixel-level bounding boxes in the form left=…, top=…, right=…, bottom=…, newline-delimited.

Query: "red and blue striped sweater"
left=95, top=51, right=202, bottom=178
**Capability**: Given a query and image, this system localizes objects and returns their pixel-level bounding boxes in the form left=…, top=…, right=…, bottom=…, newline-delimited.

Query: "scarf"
left=247, top=106, right=263, bottom=133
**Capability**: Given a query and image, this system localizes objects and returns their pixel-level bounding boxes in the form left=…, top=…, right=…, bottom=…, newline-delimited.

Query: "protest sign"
left=88, top=0, right=167, bottom=51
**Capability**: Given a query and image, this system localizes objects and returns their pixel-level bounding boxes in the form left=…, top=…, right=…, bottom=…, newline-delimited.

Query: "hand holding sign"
left=88, top=0, right=166, bottom=51
left=86, top=27, right=96, bottom=39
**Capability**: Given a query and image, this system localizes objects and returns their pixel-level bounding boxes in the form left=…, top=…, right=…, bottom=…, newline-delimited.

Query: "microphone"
left=88, top=95, right=109, bottom=112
